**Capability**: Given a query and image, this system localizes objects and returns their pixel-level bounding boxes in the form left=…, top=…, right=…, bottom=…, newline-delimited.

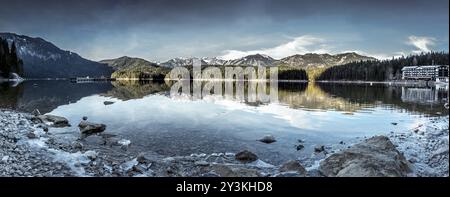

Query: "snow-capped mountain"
left=0, top=32, right=113, bottom=78
left=1, top=32, right=376, bottom=78
left=200, top=57, right=227, bottom=65
left=280, top=52, right=376, bottom=68
left=159, top=57, right=227, bottom=68
left=224, top=54, right=278, bottom=67
left=159, top=57, right=197, bottom=68
left=158, top=53, right=374, bottom=68
left=160, top=54, right=278, bottom=68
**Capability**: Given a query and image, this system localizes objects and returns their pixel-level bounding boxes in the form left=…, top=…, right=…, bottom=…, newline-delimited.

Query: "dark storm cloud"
left=2, top=0, right=447, bottom=29
left=0, top=0, right=448, bottom=61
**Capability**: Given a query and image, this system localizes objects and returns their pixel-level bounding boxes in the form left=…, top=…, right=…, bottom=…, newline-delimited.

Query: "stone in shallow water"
left=259, top=135, right=276, bottom=144
left=103, top=101, right=115, bottom=105
left=235, top=150, right=258, bottom=163
left=296, top=144, right=305, bottom=151
left=314, top=145, right=325, bottom=153
left=26, top=131, right=37, bottom=139
left=78, top=121, right=106, bottom=135
left=319, top=136, right=412, bottom=177
left=31, top=115, right=70, bottom=127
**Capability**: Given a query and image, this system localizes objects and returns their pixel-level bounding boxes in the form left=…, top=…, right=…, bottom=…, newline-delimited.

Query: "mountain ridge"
left=1, top=32, right=376, bottom=79
left=99, top=56, right=158, bottom=71
left=0, top=32, right=113, bottom=78
left=156, top=52, right=375, bottom=68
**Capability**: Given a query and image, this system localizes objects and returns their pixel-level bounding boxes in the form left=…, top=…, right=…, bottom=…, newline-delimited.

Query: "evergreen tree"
left=0, top=38, right=23, bottom=78
left=0, top=38, right=10, bottom=77
left=317, top=52, right=449, bottom=81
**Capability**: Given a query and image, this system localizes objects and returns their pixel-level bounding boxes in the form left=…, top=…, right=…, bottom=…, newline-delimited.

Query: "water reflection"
left=2, top=80, right=448, bottom=164
left=102, top=80, right=169, bottom=101
left=316, top=83, right=448, bottom=116
left=0, top=80, right=448, bottom=116
left=0, top=80, right=113, bottom=113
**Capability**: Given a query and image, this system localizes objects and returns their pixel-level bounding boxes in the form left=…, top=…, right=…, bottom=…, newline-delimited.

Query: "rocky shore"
left=0, top=109, right=448, bottom=177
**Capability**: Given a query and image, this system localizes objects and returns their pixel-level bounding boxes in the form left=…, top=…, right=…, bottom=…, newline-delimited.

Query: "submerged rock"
left=259, top=135, right=276, bottom=144
left=319, top=136, right=412, bottom=177
left=314, top=145, right=325, bottom=153
left=103, top=101, right=115, bottom=105
left=31, top=115, right=70, bottom=127
left=26, top=131, right=37, bottom=139
left=235, top=150, right=258, bottom=163
left=78, top=121, right=106, bottom=135
left=296, top=144, right=305, bottom=151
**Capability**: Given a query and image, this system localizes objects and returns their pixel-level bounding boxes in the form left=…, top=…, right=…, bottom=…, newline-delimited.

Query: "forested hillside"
left=317, top=52, right=449, bottom=81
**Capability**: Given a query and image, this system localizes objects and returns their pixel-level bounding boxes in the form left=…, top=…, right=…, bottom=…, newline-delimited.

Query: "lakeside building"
left=402, top=65, right=449, bottom=82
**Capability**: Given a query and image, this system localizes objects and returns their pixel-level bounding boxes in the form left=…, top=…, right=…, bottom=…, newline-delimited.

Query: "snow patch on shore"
left=24, top=136, right=90, bottom=176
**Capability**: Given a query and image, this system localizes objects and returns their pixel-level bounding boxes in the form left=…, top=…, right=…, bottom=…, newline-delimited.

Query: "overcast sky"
left=0, top=0, right=448, bottom=61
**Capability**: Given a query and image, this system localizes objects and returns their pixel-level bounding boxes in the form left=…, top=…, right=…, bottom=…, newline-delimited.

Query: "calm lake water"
left=1, top=80, right=449, bottom=165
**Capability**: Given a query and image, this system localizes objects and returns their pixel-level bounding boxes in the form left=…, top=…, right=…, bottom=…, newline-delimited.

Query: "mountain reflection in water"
left=1, top=80, right=448, bottom=164
left=0, top=80, right=448, bottom=116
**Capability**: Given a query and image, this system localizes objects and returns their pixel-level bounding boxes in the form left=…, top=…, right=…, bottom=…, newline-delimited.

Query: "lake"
left=0, top=80, right=448, bottom=166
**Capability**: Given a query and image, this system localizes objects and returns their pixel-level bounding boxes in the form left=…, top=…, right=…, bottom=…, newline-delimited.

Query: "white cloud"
left=218, top=35, right=331, bottom=60
left=407, top=36, right=436, bottom=53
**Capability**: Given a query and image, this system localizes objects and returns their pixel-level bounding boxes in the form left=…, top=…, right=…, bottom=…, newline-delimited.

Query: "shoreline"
left=5, top=78, right=448, bottom=84
left=2, top=78, right=448, bottom=91
left=0, top=109, right=448, bottom=177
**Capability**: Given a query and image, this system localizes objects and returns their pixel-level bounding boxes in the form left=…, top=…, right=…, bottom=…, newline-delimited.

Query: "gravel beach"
left=1, top=109, right=448, bottom=177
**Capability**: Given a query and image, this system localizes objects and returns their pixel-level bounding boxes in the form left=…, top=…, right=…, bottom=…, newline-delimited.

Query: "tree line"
left=317, top=52, right=449, bottom=81
left=0, top=37, right=23, bottom=78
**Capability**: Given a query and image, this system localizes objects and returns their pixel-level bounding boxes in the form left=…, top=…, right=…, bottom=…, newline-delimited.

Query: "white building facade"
left=402, top=65, right=449, bottom=83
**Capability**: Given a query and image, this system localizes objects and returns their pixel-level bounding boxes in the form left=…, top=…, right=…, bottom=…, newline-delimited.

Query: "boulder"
left=31, top=115, right=70, bottom=127
left=259, top=135, right=276, bottom=144
left=209, top=164, right=261, bottom=177
left=235, top=150, right=258, bottom=163
left=78, top=121, right=106, bottom=135
left=319, top=136, right=412, bottom=177
left=279, top=160, right=307, bottom=176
